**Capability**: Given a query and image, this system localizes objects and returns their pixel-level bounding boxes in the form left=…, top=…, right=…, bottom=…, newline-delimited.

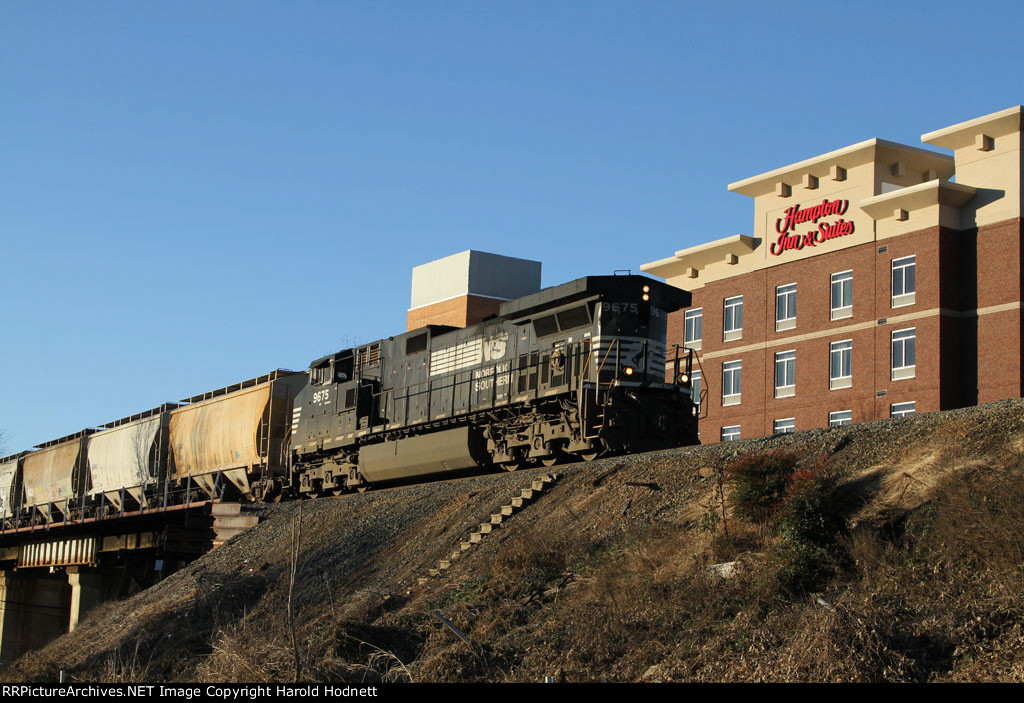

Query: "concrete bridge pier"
left=66, top=566, right=109, bottom=632
left=0, top=570, right=71, bottom=668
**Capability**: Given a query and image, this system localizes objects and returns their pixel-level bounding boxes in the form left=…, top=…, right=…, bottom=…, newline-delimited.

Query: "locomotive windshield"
left=598, top=301, right=659, bottom=337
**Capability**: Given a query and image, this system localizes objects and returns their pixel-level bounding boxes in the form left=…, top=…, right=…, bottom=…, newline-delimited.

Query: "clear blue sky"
left=2, top=1, right=1022, bottom=451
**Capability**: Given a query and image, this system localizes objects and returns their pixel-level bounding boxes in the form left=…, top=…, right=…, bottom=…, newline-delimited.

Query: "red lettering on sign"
left=770, top=199, right=854, bottom=256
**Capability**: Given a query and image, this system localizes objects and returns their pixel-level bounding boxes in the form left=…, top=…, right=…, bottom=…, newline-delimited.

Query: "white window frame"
left=892, top=256, right=916, bottom=308
left=721, top=425, right=741, bottom=442
left=723, top=296, right=743, bottom=342
left=829, top=410, right=852, bottom=427
left=891, top=327, right=916, bottom=381
left=891, top=401, right=916, bottom=418
left=722, top=360, right=742, bottom=406
left=830, top=270, right=853, bottom=320
left=684, top=308, right=703, bottom=350
left=773, top=418, right=795, bottom=435
left=774, top=350, right=796, bottom=398
left=775, top=283, right=797, bottom=331
left=829, top=339, right=853, bottom=390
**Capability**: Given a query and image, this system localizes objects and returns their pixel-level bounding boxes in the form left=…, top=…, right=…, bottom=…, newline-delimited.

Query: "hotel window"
left=722, top=360, right=742, bottom=405
left=721, top=425, right=741, bottom=442
left=891, top=328, right=916, bottom=380
left=776, top=284, right=796, bottom=331
left=774, top=350, right=796, bottom=398
left=892, top=256, right=916, bottom=307
left=829, top=339, right=852, bottom=389
left=690, top=369, right=702, bottom=410
left=723, top=296, right=743, bottom=342
left=829, top=410, right=852, bottom=426
left=891, top=401, right=916, bottom=418
left=774, top=418, right=795, bottom=435
left=684, top=308, right=703, bottom=350
left=830, top=270, right=853, bottom=320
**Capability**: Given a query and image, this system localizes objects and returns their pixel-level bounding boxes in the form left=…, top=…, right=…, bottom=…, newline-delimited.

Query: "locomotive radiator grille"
left=430, top=339, right=483, bottom=376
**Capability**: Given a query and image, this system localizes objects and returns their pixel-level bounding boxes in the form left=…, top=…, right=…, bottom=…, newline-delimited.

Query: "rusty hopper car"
left=21, top=431, right=94, bottom=522
left=290, top=275, right=698, bottom=496
left=169, top=370, right=306, bottom=501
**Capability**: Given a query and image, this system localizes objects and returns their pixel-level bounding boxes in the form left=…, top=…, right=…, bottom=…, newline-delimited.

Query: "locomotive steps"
left=420, top=472, right=560, bottom=584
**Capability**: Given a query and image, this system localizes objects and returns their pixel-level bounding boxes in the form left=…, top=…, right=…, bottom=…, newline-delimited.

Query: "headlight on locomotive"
left=624, top=366, right=635, bottom=376
left=677, top=372, right=689, bottom=385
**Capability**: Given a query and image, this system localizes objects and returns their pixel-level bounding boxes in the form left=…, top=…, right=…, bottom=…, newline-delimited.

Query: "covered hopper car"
left=0, top=274, right=699, bottom=526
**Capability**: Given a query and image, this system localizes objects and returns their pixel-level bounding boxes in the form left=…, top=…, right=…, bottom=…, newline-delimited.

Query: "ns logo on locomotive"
left=0, top=275, right=699, bottom=527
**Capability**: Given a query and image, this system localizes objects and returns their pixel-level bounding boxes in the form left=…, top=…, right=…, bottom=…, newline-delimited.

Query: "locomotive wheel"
left=502, top=461, right=524, bottom=472
left=541, top=456, right=559, bottom=467
left=578, top=450, right=601, bottom=462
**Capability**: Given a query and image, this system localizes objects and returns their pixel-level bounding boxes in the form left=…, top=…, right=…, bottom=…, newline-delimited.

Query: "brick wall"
left=669, top=218, right=1023, bottom=443
left=406, top=295, right=505, bottom=331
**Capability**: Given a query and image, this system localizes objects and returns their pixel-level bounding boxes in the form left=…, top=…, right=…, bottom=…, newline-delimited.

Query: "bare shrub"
left=726, top=450, right=802, bottom=524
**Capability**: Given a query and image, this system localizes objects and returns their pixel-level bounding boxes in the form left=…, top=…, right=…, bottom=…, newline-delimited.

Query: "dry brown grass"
left=8, top=404, right=1024, bottom=683
left=399, top=426, right=1024, bottom=682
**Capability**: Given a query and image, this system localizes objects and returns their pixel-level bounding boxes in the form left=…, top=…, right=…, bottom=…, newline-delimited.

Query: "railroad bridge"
left=0, top=489, right=255, bottom=668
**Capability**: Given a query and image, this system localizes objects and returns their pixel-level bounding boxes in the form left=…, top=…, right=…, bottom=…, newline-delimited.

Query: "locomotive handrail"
left=368, top=350, right=553, bottom=430
left=668, top=344, right=708, bottom=420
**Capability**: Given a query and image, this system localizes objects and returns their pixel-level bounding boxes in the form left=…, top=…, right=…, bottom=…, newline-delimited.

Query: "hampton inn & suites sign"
left=770, top=198, right=856, bottom=256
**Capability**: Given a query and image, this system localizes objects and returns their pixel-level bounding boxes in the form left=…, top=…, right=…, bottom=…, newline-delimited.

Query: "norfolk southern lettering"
left=771, top=198, right=854, bottom=256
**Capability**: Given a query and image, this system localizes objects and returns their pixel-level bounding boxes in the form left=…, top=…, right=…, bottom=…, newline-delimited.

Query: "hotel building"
left=642, top=106, right=1023, bottom=442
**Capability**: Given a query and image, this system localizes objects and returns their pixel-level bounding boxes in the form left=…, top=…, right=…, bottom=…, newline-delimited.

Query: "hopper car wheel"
left=578, top=450, right=601, bottom=462
left=357, top=486, right=368, bottom=493
left=502, top=461, right=524, bottom=472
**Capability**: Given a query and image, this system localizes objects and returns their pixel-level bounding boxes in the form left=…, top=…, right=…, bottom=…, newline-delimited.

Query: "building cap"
left=921, top=105, right=1023, bottom=150
left=641, top=234, right=756, bottom=280
left=728, top=138, right=953, bottom=197
left=410, top=250, right=542, bottom=310
left=858, top=179, right=978, bottom=219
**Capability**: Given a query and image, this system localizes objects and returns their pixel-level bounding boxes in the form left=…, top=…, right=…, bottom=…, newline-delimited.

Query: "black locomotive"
left=0, top=274, right=698, bottom=526
left=280, top=275, right=698, bottom=499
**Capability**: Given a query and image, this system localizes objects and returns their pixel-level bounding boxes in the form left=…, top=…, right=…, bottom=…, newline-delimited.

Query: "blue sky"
left=3, top=1, right=1022, bottom=450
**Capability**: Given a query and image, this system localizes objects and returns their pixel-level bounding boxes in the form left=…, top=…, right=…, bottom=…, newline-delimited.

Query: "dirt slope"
left=5, top=399, right=1024, bottom=682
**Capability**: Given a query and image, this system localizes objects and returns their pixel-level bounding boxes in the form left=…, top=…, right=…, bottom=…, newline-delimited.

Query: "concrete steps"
left=210, top=502, right=259, bottom=548
left=423, top=473, right=559, bottom=580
